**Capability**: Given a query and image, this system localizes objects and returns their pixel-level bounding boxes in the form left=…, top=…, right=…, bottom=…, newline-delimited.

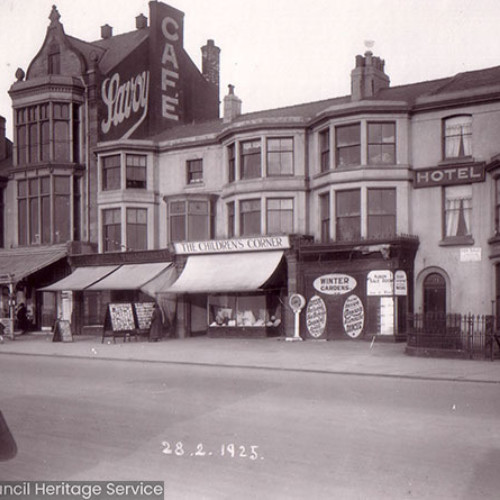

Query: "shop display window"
left=208, top=294, right=281, bottom=328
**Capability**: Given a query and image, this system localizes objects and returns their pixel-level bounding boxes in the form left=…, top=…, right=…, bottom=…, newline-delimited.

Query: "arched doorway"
left=423, top=272, right=446, bottom=332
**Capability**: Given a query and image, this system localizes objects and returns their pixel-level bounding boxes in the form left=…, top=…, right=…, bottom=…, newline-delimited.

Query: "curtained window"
left=444, top=116, right=472, bottom=159
left=444, top=185, right=472, bottom=239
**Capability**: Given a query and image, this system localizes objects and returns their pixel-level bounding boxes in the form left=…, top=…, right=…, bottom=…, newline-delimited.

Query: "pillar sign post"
left=287, top=293, right=306, bottom=342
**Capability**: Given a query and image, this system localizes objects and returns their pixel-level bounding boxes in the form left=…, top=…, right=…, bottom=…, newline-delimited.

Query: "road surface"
left=1, top=355, right=499, bottom=499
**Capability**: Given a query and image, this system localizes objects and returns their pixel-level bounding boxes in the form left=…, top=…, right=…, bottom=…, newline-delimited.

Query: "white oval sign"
left=306, top=295, right=327, bottom=338
left=343, top=294, right=364, bottom=339
left=313, top=274, right=357, bottom=295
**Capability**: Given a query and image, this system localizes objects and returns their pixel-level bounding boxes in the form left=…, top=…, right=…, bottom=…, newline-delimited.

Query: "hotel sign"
left=414, top=163, right=485, bottom=188
left=174, top=236, right=291, bottom=255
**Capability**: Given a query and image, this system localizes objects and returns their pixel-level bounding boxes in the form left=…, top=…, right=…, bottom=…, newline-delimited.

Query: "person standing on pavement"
left=16, top=303, right=29, bottom=334
left=149, top=303, right=163, bottom=342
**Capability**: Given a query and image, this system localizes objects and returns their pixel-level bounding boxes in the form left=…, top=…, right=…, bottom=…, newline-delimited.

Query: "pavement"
left=1, top=330, right=500, bottom=383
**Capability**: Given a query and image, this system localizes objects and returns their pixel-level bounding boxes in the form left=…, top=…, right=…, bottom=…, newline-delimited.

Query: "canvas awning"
left=85, top=262, right=172, bottom=291
left=0, top=246, right=68, bottom=284
left=40, top=265, right=120, bottom=291
left=166, top=251, right=284, bottom=293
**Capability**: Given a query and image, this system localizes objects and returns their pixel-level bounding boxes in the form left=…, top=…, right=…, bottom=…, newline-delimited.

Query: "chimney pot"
left=223, top=84, right=242, bottom=122
left=101, top=24, right=113, bottom=39
left=136, top=13, right=147, bottom=29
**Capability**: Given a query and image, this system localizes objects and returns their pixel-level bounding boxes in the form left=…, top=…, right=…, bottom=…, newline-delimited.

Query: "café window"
left=208, top=294, right=282, bottom=328
left=18, top=175, right=76, bottom=246
left=169, top=199, right=213, bottom=242
left=227, top=202, right=235, bottom=238
left=336, top=189, right=361, bottom=241
left=240, top=140, right=261, bottom=179
left=267, top=138, right=293, bottom=176
left=267, top=198, right=293, bottom=235
left=444, top=116, right=472, bottom=159
left=240, top=199, right=261, bottom=236
left=126, top=154, right=147, bottom=189
left=126, top=208, right=147, bottom=251
left=336, top=123, right=361, bottom=167
left=443, top=185, right=472, bottom=242
left=367, top=188, right=396, bottom=238
left=319, top=128, right=330, bottom=173
left=187, top=159, right=203, bottom=184
left=368, top=122, right=396, bottom=165
left=16, top=102, right=79, bottom=165
left=102, top=155, right=121, bottom=191
left=319, top=192, right=330, bottom=242
left=228, top=144, right=236, bottom=183
left=102, top=208, right=121, bottom=252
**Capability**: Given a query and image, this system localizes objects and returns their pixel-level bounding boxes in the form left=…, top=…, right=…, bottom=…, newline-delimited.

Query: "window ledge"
left=438, top=157, right=474, bottom=166
left=439, top=236, right=474, bottom=247
left=488, top=234, right=500, bottom=245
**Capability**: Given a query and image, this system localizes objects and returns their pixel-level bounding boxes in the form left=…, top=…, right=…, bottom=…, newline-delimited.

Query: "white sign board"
left=313, top=274, right=357, bottom=295
left=394, top=270, right=408, bottom=296
left=367, top=270, right=393, bottom=296
left=174, top=236, right=290, bottom=255
left=460, top=247, right=482, bottom=262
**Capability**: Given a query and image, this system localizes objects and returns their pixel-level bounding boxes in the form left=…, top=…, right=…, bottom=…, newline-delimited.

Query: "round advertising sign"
left=289, top=293, right=306, bottom=313
left=343, top=294, right=364, bottom=339
left=306, top=295, right=327, bottom=339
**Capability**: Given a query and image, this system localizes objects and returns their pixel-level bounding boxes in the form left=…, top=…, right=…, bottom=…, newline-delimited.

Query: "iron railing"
left=407, top=313, right=499, bottom=360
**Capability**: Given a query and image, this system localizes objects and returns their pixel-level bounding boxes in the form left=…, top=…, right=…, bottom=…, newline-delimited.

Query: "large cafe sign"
left=174, top=236, right=291, bottom=255
left=414, top=162, right=485, bottom=188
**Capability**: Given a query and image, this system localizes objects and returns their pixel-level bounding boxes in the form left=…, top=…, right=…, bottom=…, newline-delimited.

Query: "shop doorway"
left=190, top=294, right=207, bottom=336
left=423, top=272, right=446, bottom=333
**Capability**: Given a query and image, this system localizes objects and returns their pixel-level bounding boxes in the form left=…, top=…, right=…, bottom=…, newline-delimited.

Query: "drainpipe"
left=79, top=76, right=91, bottom=243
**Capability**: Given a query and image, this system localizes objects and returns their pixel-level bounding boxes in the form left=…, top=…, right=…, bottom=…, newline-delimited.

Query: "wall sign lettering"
left=367, top=270, right=393, bottom=296
left=343, top=295, right=364, bottom=339
left=306, top=295, right=327, bottom=339
left=414, top=163, right=485, bottom=188
left=313, top=274, right=357, bottom=295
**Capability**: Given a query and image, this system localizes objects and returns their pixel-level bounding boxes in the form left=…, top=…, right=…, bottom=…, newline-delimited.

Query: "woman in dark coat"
left=149, top=303, right=163, bottom=342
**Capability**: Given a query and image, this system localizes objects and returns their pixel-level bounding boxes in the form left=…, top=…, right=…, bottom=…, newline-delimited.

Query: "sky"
left=2, top=0, right=500, bottom=137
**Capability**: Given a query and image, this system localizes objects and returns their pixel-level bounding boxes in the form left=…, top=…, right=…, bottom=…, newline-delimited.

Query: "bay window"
left=126, top=208, right=147, bottom=251
left=367, top=188, right=396, bottom=238
left=336, top=123, right=361, bottom=167
left=240, top=199, right=261, bottom=236
left=267, top=198, right=293, bottom=234
left=336, top=189, right=361, bottom=241
left=267, top=138, right=293, bottom=176
left=103, top=208, right=121, bottom=252
left=240, top=140, right=261, bottom=179
left=169, top=199, right=214, bottom=242
left=368, top=122, right=396, bottom=164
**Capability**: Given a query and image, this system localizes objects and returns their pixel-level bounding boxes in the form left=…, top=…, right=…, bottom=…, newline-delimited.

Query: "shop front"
left=168, top=236, right=292, bottom=338
left=298, top=237, right=419, bottom=341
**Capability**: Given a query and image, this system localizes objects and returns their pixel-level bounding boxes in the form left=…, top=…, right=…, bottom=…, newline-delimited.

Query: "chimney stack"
left=351, top=50, right=390, bottom=101
left=136, top=13, right=147, bottom=29
left=201, top=39, right=220, bottom=89
left=101, top=24, right=113, bottom=39
left=223, top=85, right=242, bottom=122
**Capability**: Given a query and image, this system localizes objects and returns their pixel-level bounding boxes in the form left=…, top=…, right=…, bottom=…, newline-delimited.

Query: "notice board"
left=134, top=302, right=155, bottom=330
left=108, top=303, right=136, bottom=332
left=52, top=319, right=73, bottom=342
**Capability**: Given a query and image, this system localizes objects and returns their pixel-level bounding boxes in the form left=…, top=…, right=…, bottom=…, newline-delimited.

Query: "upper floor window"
left=267, top=198, right=293, bottom=234
left=126, top=208, right=147, bottom=251
left=227, top=202, right=235, bottom=238
left=16, top=102, right=79, bottom=165
left=319, top=192, right=330, bottom=243
left=443, top=185, right=472, bottom=241
left=102, top=155, right=121, bottom=191
left=240, top=140, right=261, bottom=180
left=228, top=144, right=236, bottom=183
left=267, top=138, right=293, bottom=176
left=187, top=159, right=203, bottom=185
left=18, top=175, right=77, bottom=246
left=495, top=178, right=500, bottom=235
left=368, top=122, right=396, bottom=165
left=240, top=199, right=261, bottom=236
left=367, top=188, right=396, bottom=238
left=444, top=116, right=472, bottom=159
left=126, top=154, right=147, bottom=189
left=319, top=129, right=330, bottom=173
left=169, top=199, right=214, bottom=242
left=102, top=208, right=121, bottom=252
left=336, top=189, right=361, bottom=241
left=336, top=123, right=361, bottom=167
left=48, top=44, right=60, bottom=75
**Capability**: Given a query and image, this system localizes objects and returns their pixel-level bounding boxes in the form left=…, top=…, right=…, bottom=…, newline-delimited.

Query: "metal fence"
left=407, top=313, right=500, bottom=360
